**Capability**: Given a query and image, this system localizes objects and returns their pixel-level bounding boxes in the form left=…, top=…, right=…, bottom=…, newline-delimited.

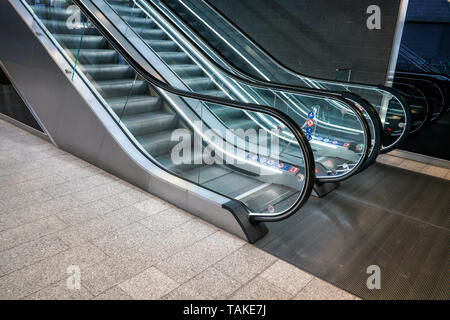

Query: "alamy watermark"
left=366, top=265, right=381, bottom=290
left=366, top=5, right=381, bottom=30
left=66, top=265, right=81, bottom=290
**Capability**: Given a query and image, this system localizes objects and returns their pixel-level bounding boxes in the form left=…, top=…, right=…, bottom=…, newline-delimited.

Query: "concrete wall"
left=209, top=0, right=402, bottom=85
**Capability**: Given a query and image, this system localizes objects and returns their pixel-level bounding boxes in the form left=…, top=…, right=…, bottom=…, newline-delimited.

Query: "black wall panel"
left=209, top=0, right=402, bottom=85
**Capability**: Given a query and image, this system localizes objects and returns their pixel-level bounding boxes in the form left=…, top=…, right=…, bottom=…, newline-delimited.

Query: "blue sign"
left=306, top=127, right=313, bottom=134
left=308, top=112, right=315, bottom=119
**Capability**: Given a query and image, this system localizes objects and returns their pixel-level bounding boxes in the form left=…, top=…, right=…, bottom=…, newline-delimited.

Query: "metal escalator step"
left=27, top=0, right=71, bottom=8
left=180, top=165, right=232, bottom=185
left=121, top=15, right=156, bottom=28
left=40, top=19, right=98, bottom=35
left=106, top=95, right=162, bottom=116
left=197, top=90, right=229, bottom=99
left=158, top=52, right=192, bottom=64
left=54, top=34, right=108, bottom=50
left=209, top=105, right=245, bottom=121
left=239, top=184, right=297, bottom=213
left=201, top=170, right=262, bottom=198
left=137, top=129, right=182, bottom=157
left=145, top=39, right=179, bottom=52
left=94, top=79, right=148, bottom=98
left=183, top=77, right=215, bottom=91
left=66, top=49, right=118, bottom=64
left=122, top=111, right=178, bottom=136
left=156, top=152, right=208, bottom=173
left=80, top=64, right=135, bottom=81
left=170, top=64, right=205, bottom=77
left=227, top=118, right=259, bottom=132
left=106, top=0, right=133, bottom=5
left=133, top=28, right=166, bottom=40
left=109, top=4, right=146, bottom=17
left=30, top=5, right=77, bottom=20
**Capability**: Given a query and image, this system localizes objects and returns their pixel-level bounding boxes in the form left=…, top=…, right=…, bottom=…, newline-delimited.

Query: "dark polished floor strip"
left=256, top=163, right=450, bottom=299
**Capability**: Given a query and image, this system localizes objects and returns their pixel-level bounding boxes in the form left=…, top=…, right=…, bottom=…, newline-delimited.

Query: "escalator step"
left=26, top=0, right=71, bottom=8
left=121, top=16, right=156, bottom=28
left=109, top=4, right=146, bottom=17
left=40, top=19, right=98, bottom=35
left=122, top=111, right=178, bottom=136
left=94, top=79, right=148, bottom=98
left=54, top=34, right=108, bottom=50
left=80, top=64, right=135, bottom=81
left=66, top=49, right=118, bottom=64
left=106, top=95, right=162, bottom=116
left=183, top=77, right=215, bottom=91
left=133, top=28, right=166, bottom=40
left=170, top=64, right=205, bottom=77
left=198, top=89, right=229, bottom=99
left=137, top=129, right=182, bottom=156
left=158, top=52, right=192, bottom=64
left=145, top=39, right=180, bottom=52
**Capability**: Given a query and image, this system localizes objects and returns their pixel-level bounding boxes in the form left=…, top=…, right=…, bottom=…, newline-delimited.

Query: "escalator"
left=83, top=0, right=380, bottom=178
left=48, top=0, right=376, bottom=182
left=154, top=0, right=411, bottom=153
left=1, top=0, right=373, bottom=241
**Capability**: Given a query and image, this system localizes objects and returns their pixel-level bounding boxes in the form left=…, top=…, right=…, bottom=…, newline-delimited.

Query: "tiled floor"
left=376, top=153, right=450, bottom=179
left=0, top=119, right=358, bottom=300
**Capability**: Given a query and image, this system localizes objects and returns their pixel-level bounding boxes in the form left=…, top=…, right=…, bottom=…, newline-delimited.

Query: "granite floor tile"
left=0, top=242, right=107, bottom=299
left=0, top=215, right=67, bottom=252
left=293, top=277, right=355, bottom=300
left=93, top=286, right=133, bottom=300
left=0, top=202, right=58, bottom=231
left=139, top=208, right=193, bottom=234
left=55, top=200, right=115, bottom=225
left=0, top=236, right=68, bottom=276
left=230, top=277, right=291, bottom=300
left=23, top=279, right=93, bottom=300
left=259, top=260, right=314, bottom=295
left=119, top=267, right=179, bottom=300
left=163, top=284, right=209, bottom=300
left=132, top=197, right=172, bottom=215
left=157, top=231, right=244, bottom=283
left=214, top=244, right=276, bottom=284
left=181, top=267, right=241, bottom=299
left=81, top=258, right=135, bottom=296
left=100, top=189, right=149, bottom=210
left=0, top=189, right=53, bottom=211
left=91, top=222, right=156, bottom=257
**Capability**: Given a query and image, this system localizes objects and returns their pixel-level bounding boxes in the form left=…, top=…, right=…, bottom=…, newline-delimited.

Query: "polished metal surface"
left=385, top=0, right=409, bottom=87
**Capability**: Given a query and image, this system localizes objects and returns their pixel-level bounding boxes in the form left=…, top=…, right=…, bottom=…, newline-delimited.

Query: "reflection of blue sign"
left=306, top=127, right=313, bottom=134
left=308, top=112, right=315, bottom=119
left=246, top=153, right=300, bottom=174
left=307, top=134, right=312, bottom=141
left=311, top=136, right=349, bottom=147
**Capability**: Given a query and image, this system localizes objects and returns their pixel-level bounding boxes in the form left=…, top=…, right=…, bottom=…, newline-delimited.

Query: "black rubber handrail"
left=80, top=0, right=372, bottom=183
left=394, top=76, right=446, bottom=122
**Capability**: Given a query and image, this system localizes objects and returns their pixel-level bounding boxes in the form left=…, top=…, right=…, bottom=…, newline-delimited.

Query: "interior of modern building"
left=0, top=0, right=448, bottom=301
